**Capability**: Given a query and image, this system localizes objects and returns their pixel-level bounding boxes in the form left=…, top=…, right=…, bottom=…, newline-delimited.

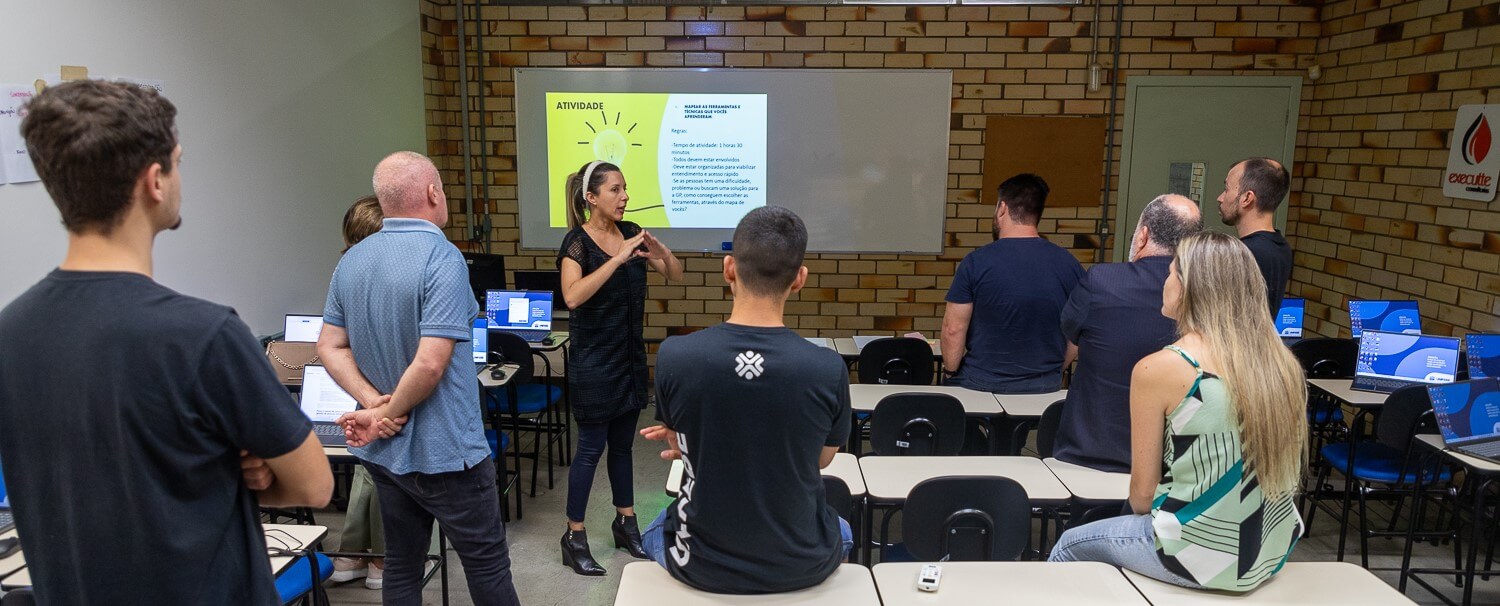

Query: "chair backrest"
left=1289, top=338, right=1357, bottom=379
left=822, top=476, right=855, bottom=522
left=869, top=394, right=967, bottom=456
left=858, top=337, right=934, bottom=386
left=488, top=331, right=535, bottom=385
left=902, top=476, right=1031, bottom=561
left=0, top=588, right=35, bottom=606
left=1034, top=399, right=1067, bottom=458
left=1375, top=384, right=1437, bottom=451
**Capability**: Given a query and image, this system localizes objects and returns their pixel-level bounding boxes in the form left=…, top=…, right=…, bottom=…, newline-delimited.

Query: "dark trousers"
left=566, top=409, right=640, bottom=522
left=365, top=458, right=520, bottom=606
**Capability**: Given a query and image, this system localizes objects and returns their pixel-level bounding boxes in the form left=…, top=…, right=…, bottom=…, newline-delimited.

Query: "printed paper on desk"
left=0, top=84, right=39, bottom=184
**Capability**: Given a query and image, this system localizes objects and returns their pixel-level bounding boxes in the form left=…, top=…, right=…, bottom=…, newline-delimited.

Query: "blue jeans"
left=1047, top=513, right=1202, bottom=589
left=640, top=508, right=853, bottom=567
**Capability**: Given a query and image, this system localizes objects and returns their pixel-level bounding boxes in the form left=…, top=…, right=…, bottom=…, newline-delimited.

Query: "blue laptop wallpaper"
left=1275, top=297, right=1305, bottom=338
left=0, top=456, right=8, bottom=508
left=472, top=318, right=489, bottom=364
left=1349, top=300, right=1421, bottom=338
left=1467, top=334, right=1500, bottom=379
left=1355, top=330, right=1458, bottom=383
left=1427, top=378, right=1500, bottom=445
left=485, top=290, right=554, bottom=330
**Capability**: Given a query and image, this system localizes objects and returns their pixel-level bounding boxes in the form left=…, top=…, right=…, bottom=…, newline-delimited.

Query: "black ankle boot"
left=612, top=514, right=649, bottom=560
left=561, top=529, right=607, bottom=576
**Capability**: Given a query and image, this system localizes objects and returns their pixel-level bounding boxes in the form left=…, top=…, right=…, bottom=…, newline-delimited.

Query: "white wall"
left=0, top=0, right=426, bottom=334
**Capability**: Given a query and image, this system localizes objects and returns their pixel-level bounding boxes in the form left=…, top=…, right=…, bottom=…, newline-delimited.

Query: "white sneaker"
left=364, top=563, right=384, bottom=590
left=329, top=557, right=368, bottom=583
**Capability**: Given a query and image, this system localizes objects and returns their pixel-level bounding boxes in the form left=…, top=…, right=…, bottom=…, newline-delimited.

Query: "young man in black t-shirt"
left=0, top=80, right=332, bottom=605
left=1217, top=157, right=1294, bottom=314
left=640, top=206, right=853, bottom=594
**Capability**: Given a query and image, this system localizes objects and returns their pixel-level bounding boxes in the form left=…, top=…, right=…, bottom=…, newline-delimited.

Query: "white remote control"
left=916, top=564, right=942, bottom=592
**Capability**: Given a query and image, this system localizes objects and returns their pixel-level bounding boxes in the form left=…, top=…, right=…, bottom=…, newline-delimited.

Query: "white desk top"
left=805, top=337, right=835, bottom=350
left=476, top=363, right=521, bottom=388
left=1306, top=378, right=1388, bottom=407
left=615, top=562, right=880, bottom=605
left=849, top=384, right=1003, bottom=416
left=1043, top=457, right=1130, bottom=502
left=1121, top=563, right=1416, bottom=605
left=323, top=445, right=354, bottom=459
left=993, top=390, right=1068, bottom=418
left=858, top=456, right=1071, bottom=503
left=0, top=529, right=24, bottom=582
left=265, top=523, right=329, bottom=576
left=834, top=337, right=943, bottom=359
left=873, top=562, right=1148, bottom=606
left=666, top=453, right=867, bottom=497
left=1416, top=434, right=1500, bottom=473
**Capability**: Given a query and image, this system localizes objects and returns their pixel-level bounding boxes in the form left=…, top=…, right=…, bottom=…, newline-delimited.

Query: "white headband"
left=581, top=161, right=602, bottom=201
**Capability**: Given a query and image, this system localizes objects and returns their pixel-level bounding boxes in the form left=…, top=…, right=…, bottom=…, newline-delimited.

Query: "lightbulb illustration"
left=593, top=129, right=628, bottom=165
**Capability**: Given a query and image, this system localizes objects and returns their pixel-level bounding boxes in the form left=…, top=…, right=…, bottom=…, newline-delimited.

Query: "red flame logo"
left=1461, top=114, right=1491, bottom=165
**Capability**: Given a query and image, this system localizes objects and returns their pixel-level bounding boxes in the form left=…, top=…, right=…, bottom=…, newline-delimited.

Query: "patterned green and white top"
left=1150, top=345, right=1303, bottom=592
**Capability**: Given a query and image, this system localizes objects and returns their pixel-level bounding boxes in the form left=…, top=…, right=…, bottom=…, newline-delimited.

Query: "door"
left=1113, top=77, right=1301, bottom=261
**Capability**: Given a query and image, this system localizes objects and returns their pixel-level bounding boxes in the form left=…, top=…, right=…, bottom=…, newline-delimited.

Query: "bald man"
left=1218, top=158, right=1293, bottom=314
left=318, top=152, right=520, bottom=605
left=1052, top=195, right=1203, bottom=473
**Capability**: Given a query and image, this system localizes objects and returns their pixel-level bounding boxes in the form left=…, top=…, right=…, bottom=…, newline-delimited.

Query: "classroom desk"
left=0, top=529, right=24, bottom=585
left=872, top=562, right=1148, bottom=606
left=1401, top=434, right=1500, bottom=606
left=992, top=390, right=1068, bottom=454
left=529, top=332, right=569, bottom=353
left=614, top=562, right=880, bottom=606
left=476, top=363, right=521, bottom=389
left=805, top=337, right=835, bottom=350
left=1122, top=563, right=1416, bottom=605
left=849, top=384, right=1004, bottom=416
left=664, top=453, right=866, bottom=498
left=1043, top=457, right=1130, bottom=503
left=1306, top=378, right=1389, bottom=408
left=833, top=337, right=943, bottom=359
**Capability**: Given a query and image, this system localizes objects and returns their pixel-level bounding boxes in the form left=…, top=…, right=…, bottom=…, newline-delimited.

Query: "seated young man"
left=640, top=206, right=853, bottom=594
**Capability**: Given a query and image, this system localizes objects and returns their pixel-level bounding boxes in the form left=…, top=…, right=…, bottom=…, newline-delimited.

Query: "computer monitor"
left=1427, top=378, right=1500, bottom=446
left=1354, top=330, right=1459, bottom=385
left=298, top=365, right=360, bottom=423
left=485, top=290, right=554, bottom=331
left=462, top=252, right=507, bottom=307
left=1467, top=334, right=1500, bottom=379
left=283, top=314, right=324, bottom=343
left=513, top=270, right=566, bottom=312
left=1275, top=297, right=1305, bottom=338
left=1349, top=299, right=1421, bottom=338
left=472, top=318, right=489, bottom=364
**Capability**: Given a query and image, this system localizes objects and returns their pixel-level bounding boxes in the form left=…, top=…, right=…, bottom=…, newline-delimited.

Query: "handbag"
left=266, top=340, right=319, bottom=384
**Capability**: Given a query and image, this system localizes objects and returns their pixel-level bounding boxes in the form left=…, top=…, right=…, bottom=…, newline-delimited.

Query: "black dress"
left=557, top=221, right=650, bottom=423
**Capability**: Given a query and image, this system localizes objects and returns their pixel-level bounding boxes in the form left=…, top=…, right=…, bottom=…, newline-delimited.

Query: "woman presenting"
left=557, top=160, right=682, bottom=576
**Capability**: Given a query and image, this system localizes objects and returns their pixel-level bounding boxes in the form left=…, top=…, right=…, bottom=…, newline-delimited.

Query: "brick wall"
left=1296, top=0, right=1500, bottom=338
left=419, top=0, right=1323, bottom=341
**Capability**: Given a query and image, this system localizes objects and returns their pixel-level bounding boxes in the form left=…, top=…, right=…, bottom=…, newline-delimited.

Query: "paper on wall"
left=115, top=76, right=165, bottom=95
left=0, top=84, right=39, bottom=184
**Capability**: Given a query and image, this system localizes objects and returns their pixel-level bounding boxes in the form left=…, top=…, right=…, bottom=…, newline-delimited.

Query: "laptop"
left=485, top=290, right=554, bottom=342
left=298, top=365, right=361, bottom=446
left=1427, top=378, right=1500, bottom=463
left=283, top=314, right=324, bottom=343
left=0, top=458, right=12, bottom=533
left=1351, top=330, right=1460, bottom=394
left=472, top=317, right=490, bottom=366
left=513, top=270, right=566, bottom=313
left=1349, top=299, right=1421, bottom=338
left=1275, top=297, right=1306, bottom=338
left=1466, top=333, right=1500, bottom=379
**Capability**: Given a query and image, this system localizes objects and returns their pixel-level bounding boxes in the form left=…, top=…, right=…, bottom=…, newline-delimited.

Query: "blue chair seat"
left=485, top=429, right=511, bottom=459
left=1319, top=442, right=1451, bottom=485
left=1309, top=407, right=1344, bottom=424
left=485, top=384, right=561, bottom=415
left=275, top=552, right=333, bottom=604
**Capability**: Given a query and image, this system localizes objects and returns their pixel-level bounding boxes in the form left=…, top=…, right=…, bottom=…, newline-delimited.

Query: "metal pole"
left=1096, top=0, right=1124, bottom=264
left=456, top=0, right=476, bottom=245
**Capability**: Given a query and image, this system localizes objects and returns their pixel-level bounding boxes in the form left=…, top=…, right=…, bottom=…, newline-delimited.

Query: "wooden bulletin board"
left=982, top=115, right=1107, bottom=207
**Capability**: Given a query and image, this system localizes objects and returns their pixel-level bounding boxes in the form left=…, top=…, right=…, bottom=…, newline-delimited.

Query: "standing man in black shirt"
left=1217, top=157, right=1293, bottom=314
left=639, top=206, right=853, bottom=594
left=0, top=80, right=333, bottom=605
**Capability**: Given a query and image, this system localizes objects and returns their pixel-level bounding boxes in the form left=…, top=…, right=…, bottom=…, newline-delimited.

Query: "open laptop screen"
left=1349, top=300, right=1420, bottom=338
left=485, top=290, right=554, bottom=330
left=0, top=456, right=8, bottom=509
left=1355, top=330, right=1459, bottom=384
left=1275, top=297, right=1305, bottom=338
left=298, top=365, right=359, bottom=423
left=1467, top=334, right=1500, bottom=379
left=1428, top=378, right=1500, bottom=446
left=283, top=315, right=324, bottom=343
left=472, top=318, right=489, bottom=364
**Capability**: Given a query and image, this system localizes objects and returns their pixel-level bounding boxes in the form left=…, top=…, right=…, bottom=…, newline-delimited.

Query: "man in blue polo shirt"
left=317, top=151, right=519, bottom=605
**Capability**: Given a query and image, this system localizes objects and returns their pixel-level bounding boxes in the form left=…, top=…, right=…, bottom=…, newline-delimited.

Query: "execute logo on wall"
left=1444, top=104, right=1499, bottom=202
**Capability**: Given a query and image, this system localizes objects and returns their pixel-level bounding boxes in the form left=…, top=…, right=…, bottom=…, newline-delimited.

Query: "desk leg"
left=1464, top=478, right=1494, bottom=606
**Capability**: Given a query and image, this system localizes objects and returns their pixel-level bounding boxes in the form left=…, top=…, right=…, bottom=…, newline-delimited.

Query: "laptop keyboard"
left=1355, top=377, right=1409, bottom=393
left=314, top=424, right=344, bottom=437
left=509, top=330, right=549, bottom=342
left=1457, top=441, right=1500, bottom=460
left=0, top=511, right=11, bottom=529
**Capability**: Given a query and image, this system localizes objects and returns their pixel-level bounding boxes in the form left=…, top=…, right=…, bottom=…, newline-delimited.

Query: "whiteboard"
left=515, top=68, right=951, bottom=253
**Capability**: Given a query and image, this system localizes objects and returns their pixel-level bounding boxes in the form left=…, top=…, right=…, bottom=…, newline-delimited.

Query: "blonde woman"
left=1049, top=230, right=1307, bottom=592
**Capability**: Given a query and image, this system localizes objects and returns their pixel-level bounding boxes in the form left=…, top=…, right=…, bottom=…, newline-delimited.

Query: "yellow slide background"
left=546, top=92, right=671, bottom=228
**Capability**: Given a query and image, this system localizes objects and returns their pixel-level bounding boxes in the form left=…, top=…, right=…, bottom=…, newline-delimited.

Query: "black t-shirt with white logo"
left=654, top=323, right=851, bottom=594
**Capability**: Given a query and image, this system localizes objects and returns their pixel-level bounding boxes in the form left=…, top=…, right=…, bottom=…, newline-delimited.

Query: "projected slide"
left=546, top=92, right=767, bottom=229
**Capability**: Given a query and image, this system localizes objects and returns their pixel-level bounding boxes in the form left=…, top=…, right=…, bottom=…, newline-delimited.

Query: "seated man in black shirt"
left=640, top=206, right=853, bottom=594
left=1216, top=157, right=1293, bottom=314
